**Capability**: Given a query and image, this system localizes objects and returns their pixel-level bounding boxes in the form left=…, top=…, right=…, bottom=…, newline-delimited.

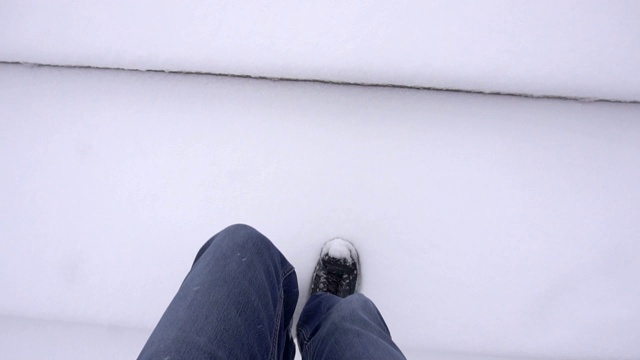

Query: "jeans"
left=138, top=224, right=406, bottom=360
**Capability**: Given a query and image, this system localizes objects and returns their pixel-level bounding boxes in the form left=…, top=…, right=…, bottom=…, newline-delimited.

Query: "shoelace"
left=322, top=256, right=355, bottom=295
left=325, top=270, right=341, bottom=295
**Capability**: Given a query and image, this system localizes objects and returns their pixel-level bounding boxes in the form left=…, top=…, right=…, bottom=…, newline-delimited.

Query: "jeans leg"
left=297, top=293, right=406, bottom=360
left=138, top=224, right=299, bottom=360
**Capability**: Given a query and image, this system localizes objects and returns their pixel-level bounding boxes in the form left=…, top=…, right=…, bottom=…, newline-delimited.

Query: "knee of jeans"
left=330, top=294, right=390, bottom=334
left=217, top=223, right=275, bottom=254
left=332, top=293, right=373, bottom=316
left=221, top=223, right=260, bottom=236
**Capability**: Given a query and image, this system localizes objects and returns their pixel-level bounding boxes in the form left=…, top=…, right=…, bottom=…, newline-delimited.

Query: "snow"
left=1, top=1, right=640, bottom=101
left=0, top=315, right=149, bottom=360
left=1, top=63, right=639, bottom=359
left=320, top=238, right=357, bottom=264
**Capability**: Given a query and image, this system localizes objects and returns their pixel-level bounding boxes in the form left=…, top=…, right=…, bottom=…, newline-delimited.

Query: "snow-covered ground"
left=0, top=315, right=149, bottom=360
left=2, top=1, right=639, bottom=101
left=2, top=63, right=639, bottom=359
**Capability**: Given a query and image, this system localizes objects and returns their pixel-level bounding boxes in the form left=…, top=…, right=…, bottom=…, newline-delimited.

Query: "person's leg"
left=297, top=292, right=406, bottom=359
left=138, top=224, right=299, bottom=360
left=296, top=237, right=405, bottom=360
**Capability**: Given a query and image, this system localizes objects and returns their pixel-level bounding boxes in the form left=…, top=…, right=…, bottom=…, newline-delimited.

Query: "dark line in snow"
left=2, top=60, right=639, bottom=104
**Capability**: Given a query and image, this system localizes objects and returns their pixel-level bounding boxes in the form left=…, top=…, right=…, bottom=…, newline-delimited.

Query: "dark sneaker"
left=310, top=238, right=359, bottom=298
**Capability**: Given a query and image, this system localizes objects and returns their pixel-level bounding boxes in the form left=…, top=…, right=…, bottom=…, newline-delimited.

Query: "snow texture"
left=1, top=1, right=639, bottom=101
left=2, top=64, right=640, bottom=359
left=320, top=238, right=358, bottom=265
left=0, top=315, right=150, bottom=360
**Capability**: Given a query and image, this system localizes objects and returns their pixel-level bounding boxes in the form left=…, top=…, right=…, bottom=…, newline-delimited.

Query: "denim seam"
left=269, top=265, right=295, bottom=360
left=281, top=265, right=295, bottom=279
left=269, top=273, right=285, bottom=360
left=298, top=326, right=311, bottom=358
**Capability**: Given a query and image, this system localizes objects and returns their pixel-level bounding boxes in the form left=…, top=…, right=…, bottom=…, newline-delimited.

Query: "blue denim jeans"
left=138, top=224, right=405, bottom=360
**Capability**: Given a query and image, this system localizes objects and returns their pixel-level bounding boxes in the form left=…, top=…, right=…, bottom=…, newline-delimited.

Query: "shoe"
left=310, top=238, right=359, bottom=298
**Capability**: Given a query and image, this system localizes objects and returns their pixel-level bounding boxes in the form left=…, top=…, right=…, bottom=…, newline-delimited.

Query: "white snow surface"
left=0, top=315, right=150, bottom=360
left=1, top=1, right=640, bottom=101
left=2, top=64, right=640, bottom=359
left=321, top=238, right=357, bottom=265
